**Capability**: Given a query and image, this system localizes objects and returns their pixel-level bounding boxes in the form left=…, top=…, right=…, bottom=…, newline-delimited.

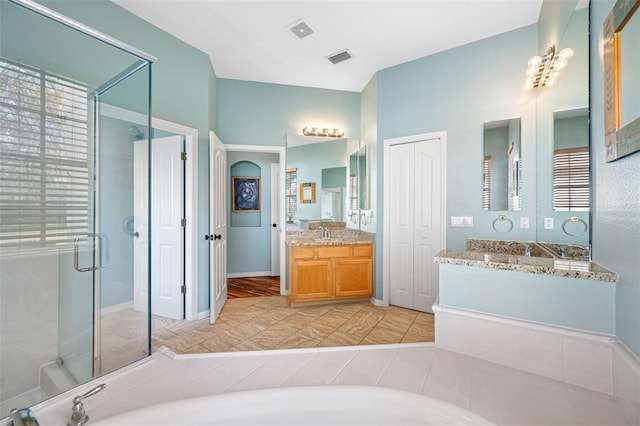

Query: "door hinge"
left=181, top=285, right=186, bottom=294
left=181, top=218, right=187, bottom=227
left=181, top=152, right=187, bottom=161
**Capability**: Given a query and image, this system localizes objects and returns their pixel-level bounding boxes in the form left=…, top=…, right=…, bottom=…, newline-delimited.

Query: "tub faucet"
left=6, top=408, right=39, bottom=426
left=67, top=383, right=106, bottom=426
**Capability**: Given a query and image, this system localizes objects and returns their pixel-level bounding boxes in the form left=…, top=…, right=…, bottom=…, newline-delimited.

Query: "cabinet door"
left=335, top=258, right=373, bottom=298
left=290, top=259, right=333, bottom=302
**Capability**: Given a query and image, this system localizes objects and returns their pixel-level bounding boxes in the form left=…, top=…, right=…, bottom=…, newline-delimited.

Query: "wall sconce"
left=302, top=126, right=344, bottom=138
left=525, top=44, right=573, bottom=90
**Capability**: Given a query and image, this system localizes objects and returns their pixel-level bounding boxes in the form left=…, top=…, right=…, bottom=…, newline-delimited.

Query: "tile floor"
left=34, top=344, right=633, bottom=426
left=152, top=296, right=435, bottom=354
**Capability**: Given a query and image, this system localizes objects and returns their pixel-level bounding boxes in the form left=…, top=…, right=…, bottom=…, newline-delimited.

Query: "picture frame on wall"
left=232, top=176, right=261, bottom=212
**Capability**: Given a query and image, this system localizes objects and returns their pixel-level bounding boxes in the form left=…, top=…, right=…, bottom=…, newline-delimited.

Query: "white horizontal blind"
left=483, top=156, right=491, bottom=210
left=349, top=173, right=358, bottom=210
left=0, top=58, right=89, bottom=250
left=553, top=147, right=589, bottom=211
left=285, top=168, right=297, bottom=224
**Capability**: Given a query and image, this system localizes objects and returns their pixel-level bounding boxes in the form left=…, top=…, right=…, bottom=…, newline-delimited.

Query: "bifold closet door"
left=389, top=138, right=442, bottom=313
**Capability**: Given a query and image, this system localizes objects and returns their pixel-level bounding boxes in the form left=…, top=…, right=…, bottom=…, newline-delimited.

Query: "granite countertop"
left=286, top=229, right=374, bottom=247
left=434, top=249, right=618, bottom=282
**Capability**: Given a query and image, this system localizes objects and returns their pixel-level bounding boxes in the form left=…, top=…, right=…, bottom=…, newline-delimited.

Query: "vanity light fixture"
left=525, top=44, right=573, bottom=90
left=302, top=126, right=344, bottom=138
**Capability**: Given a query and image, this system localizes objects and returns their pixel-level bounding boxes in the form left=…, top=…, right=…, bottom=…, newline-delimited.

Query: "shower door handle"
left=74, top=233, right=108, bottom=272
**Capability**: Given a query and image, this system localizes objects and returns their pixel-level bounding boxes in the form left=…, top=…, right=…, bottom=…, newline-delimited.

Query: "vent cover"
left=327, top=50, right=353, bottom=65
left=288, top=20, right=314, bottom=39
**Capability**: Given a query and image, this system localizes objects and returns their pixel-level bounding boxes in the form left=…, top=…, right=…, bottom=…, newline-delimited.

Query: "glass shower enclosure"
left=0, top=0, right=155, bottom=417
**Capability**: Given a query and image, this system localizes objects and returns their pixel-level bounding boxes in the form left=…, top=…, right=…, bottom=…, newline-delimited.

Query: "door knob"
left=272, top=223, right=277, bottom=228
left=204, top=234, right=213, bottom=240
left=214, top=234, right=222, bottom=240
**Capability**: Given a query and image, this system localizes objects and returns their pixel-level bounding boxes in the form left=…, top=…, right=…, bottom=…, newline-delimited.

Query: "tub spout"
left=6, top=408, right=39, bottom=426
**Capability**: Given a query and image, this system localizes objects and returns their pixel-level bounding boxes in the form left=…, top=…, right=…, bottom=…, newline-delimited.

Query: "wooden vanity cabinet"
left=290, top=244, right=373, bottom=304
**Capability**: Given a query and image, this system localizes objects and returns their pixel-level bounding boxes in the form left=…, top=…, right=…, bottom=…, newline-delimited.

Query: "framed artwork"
left=232, top=176, right=260, bottom=212
left=299, top=182, right=315, bottom=203
left=603, top=0, right=640, bottom=162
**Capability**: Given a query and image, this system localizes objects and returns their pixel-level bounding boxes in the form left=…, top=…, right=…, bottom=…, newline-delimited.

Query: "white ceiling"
left=113, top=0, right=549, bottom=92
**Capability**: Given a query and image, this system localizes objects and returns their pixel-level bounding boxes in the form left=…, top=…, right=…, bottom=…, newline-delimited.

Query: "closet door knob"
left=214, top=234, right=222, bottom=240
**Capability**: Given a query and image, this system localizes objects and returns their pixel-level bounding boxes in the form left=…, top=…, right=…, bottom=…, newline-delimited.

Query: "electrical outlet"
left=520, top=217, right=530, bottom=229
left=544, top=217, right=554, bottom=230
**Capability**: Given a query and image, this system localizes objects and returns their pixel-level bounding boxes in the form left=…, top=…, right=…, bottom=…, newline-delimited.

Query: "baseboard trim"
left=195, top=310, right=210, bottom=321
left=369, top=298, right=387, bottom=306
left=100, top=301, right=133, bottom=316
left=226, top=271, right=272, bottom=278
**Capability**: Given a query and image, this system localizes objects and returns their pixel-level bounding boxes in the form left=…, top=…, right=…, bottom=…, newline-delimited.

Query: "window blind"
left=553, top=147, right=589, bottom=211
left=285, top=168, right=297, bottom=224
left=349, top=174, right=358, bottom=211
left=482, top=156, right=491, bottom=210
left=0, top=58, right=89, bottom=250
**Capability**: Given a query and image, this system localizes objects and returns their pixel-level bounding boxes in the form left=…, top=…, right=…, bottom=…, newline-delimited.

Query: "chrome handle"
left=68, top=384, right=106, bottom=426
left=73, top=234, right=107, bottom=272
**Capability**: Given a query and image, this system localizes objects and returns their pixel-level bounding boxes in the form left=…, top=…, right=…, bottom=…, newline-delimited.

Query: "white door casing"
left=271, top=163, right=281, bottom=276
left=210, top=132, right=228, bottom=323
left=104, top=105, right=199, bottom=320
left=225, top=144, right=286, bottom=295
left=384, top=132, right=446, bottom=313
left=151, top=135, right=184, bottom=320
left=133, top=140, right=149, bottom=313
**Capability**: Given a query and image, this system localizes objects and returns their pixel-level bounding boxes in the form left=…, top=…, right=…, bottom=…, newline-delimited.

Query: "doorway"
left=383, top=132, right=446, bottom=313
left=223, top=144, right=286, bottom=293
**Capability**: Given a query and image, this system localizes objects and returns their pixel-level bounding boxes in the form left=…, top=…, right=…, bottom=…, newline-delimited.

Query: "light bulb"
left=559, top=48, right=574, bottom=60
left=554, top=59, right=568, bottom=70
left=528, top=56, right=542, bottom=67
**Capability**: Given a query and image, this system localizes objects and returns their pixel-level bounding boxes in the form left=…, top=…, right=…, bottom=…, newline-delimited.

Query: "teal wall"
left=217, top=79, right=361, bottom=147
left=439, top=264, right=616, bottom=334
left=591, top=0, right=640, bottom=356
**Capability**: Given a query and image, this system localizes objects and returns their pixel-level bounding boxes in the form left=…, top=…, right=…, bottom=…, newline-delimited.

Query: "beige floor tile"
left=319, top=330, right=363, bottom=347
left=337, top=310, right=386, bottom=338
left=361, top=325, right=405, bottom=345
left=151, top=296, right=435, bottom=355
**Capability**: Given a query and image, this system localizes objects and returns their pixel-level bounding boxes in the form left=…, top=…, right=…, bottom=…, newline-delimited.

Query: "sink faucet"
left=507, top=241, right=532, bottom=256
left=320, top=227, right=331, bottom=239
left=6, top=408, right=39, bottom=426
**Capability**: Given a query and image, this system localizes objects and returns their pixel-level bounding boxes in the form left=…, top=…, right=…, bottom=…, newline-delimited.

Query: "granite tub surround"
left=286, top=229, right=374, bottom=246
left=434, top=249, right=617, bottom=282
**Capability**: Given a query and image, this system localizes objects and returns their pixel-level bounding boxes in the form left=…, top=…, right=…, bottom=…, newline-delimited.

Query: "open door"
left=270, top=163, right=281, bottom=276
left=209, top=131, right=228, bottom=323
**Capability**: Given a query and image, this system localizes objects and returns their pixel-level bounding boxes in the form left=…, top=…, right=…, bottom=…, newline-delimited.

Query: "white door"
left=210, top=132, right=228, bottom=323
left=388, top=136, right=443, bottom=313
left=271, top=163, right=281, bottom=276
left=151, top=135, right=185, bottom=320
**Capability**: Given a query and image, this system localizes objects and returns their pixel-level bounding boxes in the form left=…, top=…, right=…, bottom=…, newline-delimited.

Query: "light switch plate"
left=520, top=217, right=530, bottom=229
left=451, top=216, right=473, bottom=227
left=544, top=217, right=554, bottom=230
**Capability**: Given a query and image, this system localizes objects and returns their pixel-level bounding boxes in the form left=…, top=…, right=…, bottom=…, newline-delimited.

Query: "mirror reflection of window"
left=553, top=109, right=590, bottom=211
left=285, top=168, right=297, bottom=223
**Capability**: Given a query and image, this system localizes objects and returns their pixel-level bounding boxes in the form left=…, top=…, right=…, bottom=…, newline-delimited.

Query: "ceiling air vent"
left=288, top=20, right=314, bottom=39
left=327, top=49, right=353, bottom=65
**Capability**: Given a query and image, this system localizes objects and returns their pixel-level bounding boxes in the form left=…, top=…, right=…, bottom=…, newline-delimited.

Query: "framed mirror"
left=603, top=0, right=640, bottom=161
left=482, top=117, right=522, bottom=211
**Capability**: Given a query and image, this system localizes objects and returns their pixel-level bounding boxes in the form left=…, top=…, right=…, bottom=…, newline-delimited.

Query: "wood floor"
left=227, top=276, right=281, bottom=298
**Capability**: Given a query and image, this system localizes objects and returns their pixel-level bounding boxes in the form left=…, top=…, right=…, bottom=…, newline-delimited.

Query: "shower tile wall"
left=0, top=252, right=59, bottom=403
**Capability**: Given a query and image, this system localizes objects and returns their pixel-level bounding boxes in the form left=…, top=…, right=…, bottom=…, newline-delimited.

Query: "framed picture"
left=233, top=176, right=260, bottom=212
left=299, top=182, right=315, bottom=203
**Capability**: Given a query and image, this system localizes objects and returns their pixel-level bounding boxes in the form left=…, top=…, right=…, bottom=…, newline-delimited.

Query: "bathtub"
left=92, top=385, right=493, bottom=425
